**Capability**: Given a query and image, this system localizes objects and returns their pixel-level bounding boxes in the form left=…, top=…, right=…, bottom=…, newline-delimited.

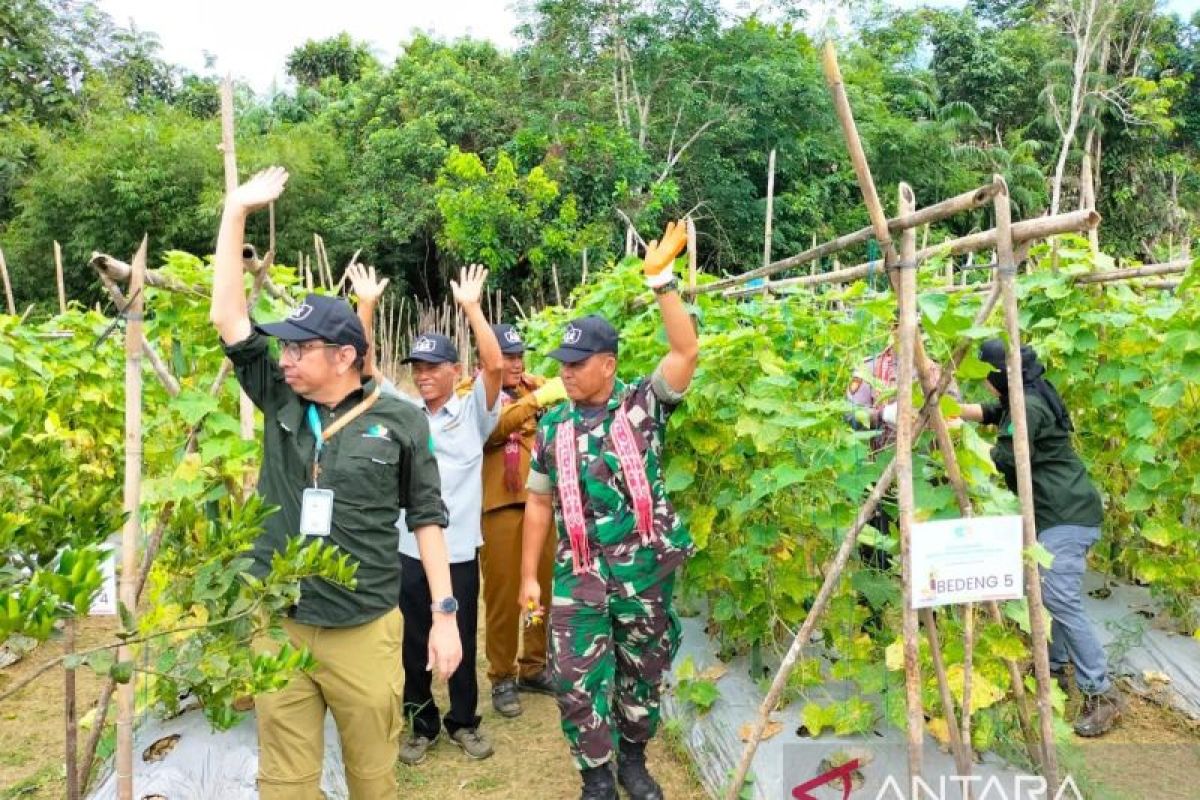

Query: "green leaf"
left=171, top=389, right=221, bottom=426
left=1025, top=543, right=1054, bottom=569
left=918, top=294, right=949, bottom=325
left=663, top=457, right=695, bottom=493
left=117, top=601, right=137, bottom=636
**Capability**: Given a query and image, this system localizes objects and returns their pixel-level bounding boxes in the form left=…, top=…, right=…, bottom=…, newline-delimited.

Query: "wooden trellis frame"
left=722, top=42, right=1082, bottom=799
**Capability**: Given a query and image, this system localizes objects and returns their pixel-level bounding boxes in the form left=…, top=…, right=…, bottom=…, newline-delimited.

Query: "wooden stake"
left=687, top=217, right=698, bottom=290
left=116, top=236, right=146, bottom=800
left=994, top=176, right=1060, bottom=790
left=894, top=184, right=924, bottom=788
left=552, top=262, right=563, bottom=306
left=64, top=616, right=79, bottom=800
left=0, top=247, right=15, bottom=315
left=581, top=248, right=589, bottom=285
left=762, top=148, right=776, bottom=268
left=219, top=77, right=237, bottom=194
left=54, top=241, right=67, bottom=315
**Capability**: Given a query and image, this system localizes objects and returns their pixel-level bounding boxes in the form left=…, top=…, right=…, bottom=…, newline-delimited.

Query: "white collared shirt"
left=384, top=377, right=500, bottom=563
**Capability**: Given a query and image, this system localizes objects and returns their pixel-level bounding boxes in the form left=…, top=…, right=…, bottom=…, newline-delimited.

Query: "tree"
left=285, top=33, right=376, bottom=88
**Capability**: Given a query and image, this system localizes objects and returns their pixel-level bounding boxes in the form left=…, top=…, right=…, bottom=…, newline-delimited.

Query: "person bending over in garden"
left=356, top=265, right=503, bottom=764
left=519, top=220, right=699, bottom=800
left=958, top=339, right=1121, bottom=738
left=209, top=166, right=460, bottom=800
left=475, top=323, right=565, bottom=718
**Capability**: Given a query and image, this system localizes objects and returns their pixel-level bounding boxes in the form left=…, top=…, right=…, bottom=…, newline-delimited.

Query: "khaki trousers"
left=256, top=608, right=403, bottom=800
left=481, top=505, right=555, bottom=683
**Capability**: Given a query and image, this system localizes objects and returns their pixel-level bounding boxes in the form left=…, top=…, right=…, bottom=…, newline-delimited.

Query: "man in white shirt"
left=376, top=266, right=503, bottom=764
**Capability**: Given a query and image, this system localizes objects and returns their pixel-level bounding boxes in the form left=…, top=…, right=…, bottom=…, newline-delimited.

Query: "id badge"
left=300, top=488, right=335, bottom=537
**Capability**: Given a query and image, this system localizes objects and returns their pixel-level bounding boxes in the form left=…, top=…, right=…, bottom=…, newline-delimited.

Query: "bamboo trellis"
left=722, top=42, right=1078, bottom=800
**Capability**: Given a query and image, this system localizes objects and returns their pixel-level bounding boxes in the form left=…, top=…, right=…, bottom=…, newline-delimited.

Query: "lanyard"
left=306, top=384, right=383, bottom=486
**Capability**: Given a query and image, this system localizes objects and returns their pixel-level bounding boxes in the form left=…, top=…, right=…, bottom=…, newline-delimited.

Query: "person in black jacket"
left=960, top=340, right=1121, bottom=738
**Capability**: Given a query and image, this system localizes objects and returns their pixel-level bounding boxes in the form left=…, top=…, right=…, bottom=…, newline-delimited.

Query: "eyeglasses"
left=280, top=340, right=340, bottom=360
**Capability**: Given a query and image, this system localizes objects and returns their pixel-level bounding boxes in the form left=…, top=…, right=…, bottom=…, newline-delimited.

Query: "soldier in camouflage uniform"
left=520, top=221, right=699, bottom=800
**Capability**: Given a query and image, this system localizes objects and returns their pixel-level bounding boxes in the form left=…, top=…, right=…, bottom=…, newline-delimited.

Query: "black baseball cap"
left=548, top=315, right=619, bottom=363
left=255, top=293, right=368, bottom=356
left=493, top=324, right=526, bottom=355
left=403, top=333, right=459, bottom=364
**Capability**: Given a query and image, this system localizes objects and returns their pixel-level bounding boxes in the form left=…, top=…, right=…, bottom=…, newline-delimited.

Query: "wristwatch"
left=431, top=596, right=459, bottom=615
left=653, top=277, right=680, bottom=296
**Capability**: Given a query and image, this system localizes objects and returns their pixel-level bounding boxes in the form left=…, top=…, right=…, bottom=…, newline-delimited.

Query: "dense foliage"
left=2, top=0, right=1199, bottom=309
left=0, top=254, right=356, bottom=742
left=518, top=242, right=1198, bottom=757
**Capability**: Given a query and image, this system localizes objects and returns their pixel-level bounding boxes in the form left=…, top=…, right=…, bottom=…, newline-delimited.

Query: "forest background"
left=3, top=0, right=1199, bottom=309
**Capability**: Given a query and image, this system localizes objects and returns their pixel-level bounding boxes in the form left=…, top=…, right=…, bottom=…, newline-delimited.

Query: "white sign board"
left=911, top=515, right=1024, bottom=609
left=89, top=547, right=118, bottom=616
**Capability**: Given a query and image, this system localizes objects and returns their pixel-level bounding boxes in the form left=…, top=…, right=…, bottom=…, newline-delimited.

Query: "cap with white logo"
left=403, top=333, right=459, bottom=364
left=548, top=315, right=619, bottom=363
left=491, top=323, right=526, bottom=355
left=254, top=293, right=368, bottom=356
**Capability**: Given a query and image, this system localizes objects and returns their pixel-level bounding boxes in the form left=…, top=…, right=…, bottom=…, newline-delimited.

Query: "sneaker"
left=616, top=739, right=664, bottom=800
left=517, top=668, right=556, bottom=696
left=580, top=764, right=618, bottom=800
left=1074, top=686, right=1122, bottom=737
left=398, top=732, right=439, bottom=766
left=492, top=679, right=522, bottom=718
left=449, top=726, right=495, bottom=760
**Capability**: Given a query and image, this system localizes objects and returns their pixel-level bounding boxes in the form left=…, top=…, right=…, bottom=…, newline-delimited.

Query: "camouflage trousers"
left=548, top=571, right=682, bottom=770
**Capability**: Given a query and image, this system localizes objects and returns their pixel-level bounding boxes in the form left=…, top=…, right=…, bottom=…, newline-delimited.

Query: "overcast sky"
left=97, top=0, right=1200, bottom=93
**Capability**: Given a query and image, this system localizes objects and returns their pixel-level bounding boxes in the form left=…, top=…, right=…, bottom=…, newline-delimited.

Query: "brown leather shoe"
left=1074, top=686, right=1122, bottom=737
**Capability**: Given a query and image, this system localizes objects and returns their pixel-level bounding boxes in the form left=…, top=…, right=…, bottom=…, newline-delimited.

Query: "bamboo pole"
left=219, top=77, right=237, bottom=194
left=0, top=247, right=15, bottom=315
left=762, top=148, right=776, bottom=268
left=115, top=236, right=146, bottom=800
left=64, top=616, right=79, bottom=800
left=552, top=263, right=563, bottom=306
left=722, top=285, right=1002, bottom=800
left=54, top=241, right=67, bottom=315
left=994, top=177, right=1060, bottom=790
left=893, top=184, right=924, bottom=788
left=581, top=248, right=589, bottom=285
left=692, top=176, right=1002, bottom=297
left=89, top=253, right=202, bottom=295
left=743, top=210, right=1100, bottom=294
left=1074, top=260, right=1188, bottom=283
left=219, top=75, right=258, bottom=499
left=686, top=218, right=698, bottom=290
left=823, top=42, right=975, bottom=780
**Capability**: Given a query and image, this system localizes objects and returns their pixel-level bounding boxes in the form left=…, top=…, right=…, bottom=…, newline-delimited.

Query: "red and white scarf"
left=499, top=390, right=523, bottom=493
left=555, top=405, right=655, bottom=575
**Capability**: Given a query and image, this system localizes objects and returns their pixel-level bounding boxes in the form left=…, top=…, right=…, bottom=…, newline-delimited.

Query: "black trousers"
left=399, top=553, right=481, bottom=737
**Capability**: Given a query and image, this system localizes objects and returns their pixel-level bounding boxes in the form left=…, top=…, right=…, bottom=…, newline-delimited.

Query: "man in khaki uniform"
left=480, top=324, right=567, bottom=717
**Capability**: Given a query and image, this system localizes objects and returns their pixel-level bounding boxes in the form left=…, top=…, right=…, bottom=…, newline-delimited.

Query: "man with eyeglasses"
left=209, top=166, right=461, bottom=800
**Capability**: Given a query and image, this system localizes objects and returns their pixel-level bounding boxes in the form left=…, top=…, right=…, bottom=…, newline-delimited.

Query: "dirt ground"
left=0, top=614, right=704, bottom=800
left=2, top=616, right=1198, bottom=800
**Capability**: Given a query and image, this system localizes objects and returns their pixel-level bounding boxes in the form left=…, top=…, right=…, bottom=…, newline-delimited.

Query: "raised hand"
left=642, top=219, right=688, bottom=287
left=450, top=263, right=489, bottom=308
left=347, top=262, right=389, bottom=306
left=226, top=166, right=288, bottom=215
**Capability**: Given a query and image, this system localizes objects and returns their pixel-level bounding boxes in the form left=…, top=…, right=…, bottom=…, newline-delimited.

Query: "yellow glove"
left=642, top=219, right=688, bottom=288
left=533, top=377, right=568, bottom=407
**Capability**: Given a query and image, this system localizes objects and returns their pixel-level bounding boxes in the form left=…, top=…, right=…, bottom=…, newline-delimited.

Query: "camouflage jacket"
left=528, top=370, right=694, bottom=602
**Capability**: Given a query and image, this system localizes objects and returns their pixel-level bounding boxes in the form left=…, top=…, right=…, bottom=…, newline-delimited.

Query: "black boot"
left=617, top=740, right=664, bottom=800
left=580, top=764, right=617, bottom=800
